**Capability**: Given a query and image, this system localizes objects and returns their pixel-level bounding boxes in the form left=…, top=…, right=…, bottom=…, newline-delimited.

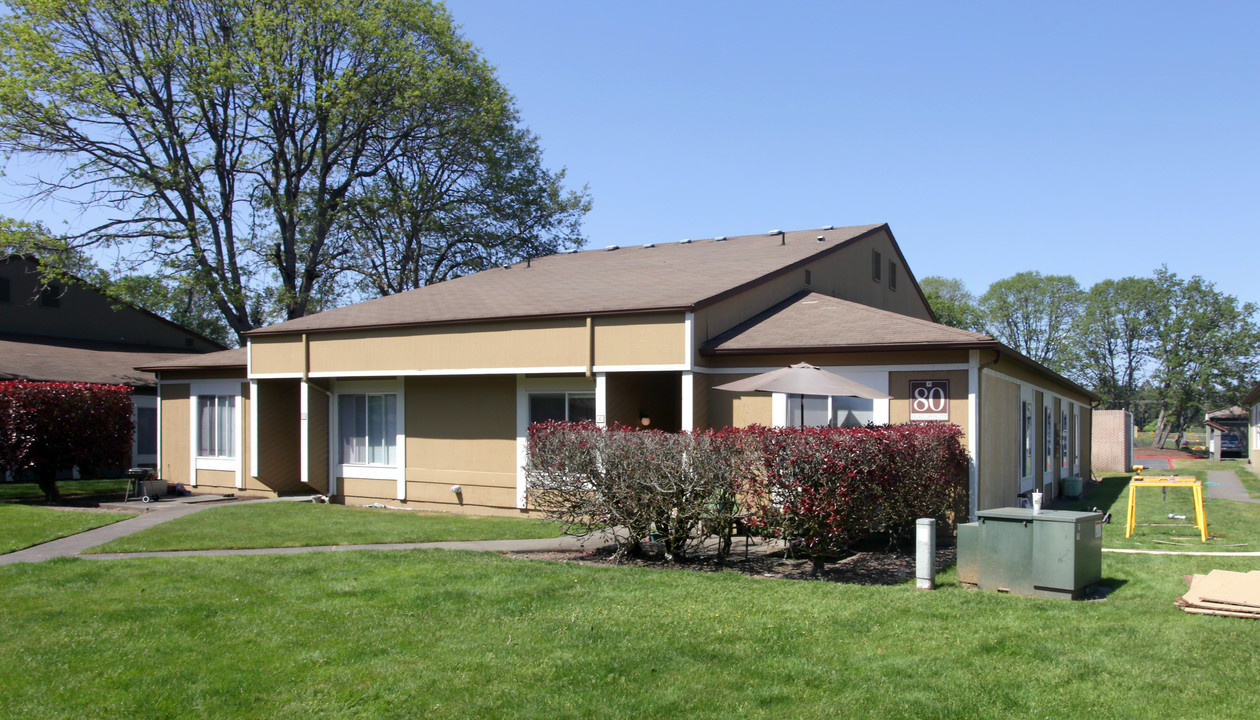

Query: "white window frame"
left=131, top=394, right=158, bottom=467
left=189, top=380, right=244, bottom=487
left=1073, top=404, right=1082, bottom=475
left=517, top=375, right=601, bottom=509
left=1019, top=386, right=1035, bottom=493
left=1060, top=405, right=1070, bottom=473
left=527, top=391, right=597, bottom=424
left=331, top=379, right=406, bottom=495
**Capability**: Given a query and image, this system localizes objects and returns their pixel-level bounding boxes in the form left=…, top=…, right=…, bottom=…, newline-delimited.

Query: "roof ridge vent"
left=606, top=245, right=619, bottom=251
left=644, top=243, right=655, bottom=249
left=822, top=225, right=835, bottom=230
left=680, top=238, right=693, bottom=244
left=714, top=236, right=727, bottom=242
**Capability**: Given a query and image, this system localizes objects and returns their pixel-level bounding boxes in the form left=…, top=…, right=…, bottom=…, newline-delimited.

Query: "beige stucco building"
left=143, top=224, right=1095, bottom=517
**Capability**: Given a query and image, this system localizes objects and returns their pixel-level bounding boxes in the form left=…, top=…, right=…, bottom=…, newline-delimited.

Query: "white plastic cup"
left=1032, top=492, right=1043, bottom=514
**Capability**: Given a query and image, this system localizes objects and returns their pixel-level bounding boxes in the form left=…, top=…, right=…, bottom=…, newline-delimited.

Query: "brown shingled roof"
left=246, top=224, right=886, bottom=335
left=0, top=335, right=201, bottom=387
left=702, top=291, right=995, bottom=355
left=135, top=347, right=247, bottom=372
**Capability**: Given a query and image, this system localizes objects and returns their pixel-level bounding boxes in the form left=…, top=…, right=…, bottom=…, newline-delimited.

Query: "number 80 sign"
left=908, top=380, right=949, bottom=421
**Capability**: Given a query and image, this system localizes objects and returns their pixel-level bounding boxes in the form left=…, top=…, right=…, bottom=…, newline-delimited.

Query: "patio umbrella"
left=712, top=362, right=890, bottom=426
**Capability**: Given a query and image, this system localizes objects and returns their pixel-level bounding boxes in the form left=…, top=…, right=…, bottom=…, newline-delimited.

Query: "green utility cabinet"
left=958, top=508, right=1103, bottom=599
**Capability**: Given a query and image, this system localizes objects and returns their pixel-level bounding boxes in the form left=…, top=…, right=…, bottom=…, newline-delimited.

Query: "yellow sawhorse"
left=1124, top=475, right=1208, bottom=542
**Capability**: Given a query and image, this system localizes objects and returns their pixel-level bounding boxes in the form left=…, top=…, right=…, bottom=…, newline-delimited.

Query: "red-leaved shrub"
left=0, top=381, right=134, bottom=499
left=525, top=422, right=968, bottom=571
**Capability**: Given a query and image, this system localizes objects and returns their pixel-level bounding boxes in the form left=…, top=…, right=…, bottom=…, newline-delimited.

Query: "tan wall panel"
left=691, top=372, right=710, bottom=430
left=692, top=229, right=933, bottom=342
left=249, top=336, right=306, bottom=376
left=990, top=355, right=1093, bottom=406
left=160, top=384, right=190, bottom=484
left=699, top=350, right=970, bottom=370
left=405, top=376, right=516, bottom=475
left=255, top=379, right=304, bottom=494
left=160, top=369, right=248, bottom=382
left=308, top=320, right=589, bottom=374
left=338, top=495, right=528, bottom=517
left=593, top=315, right=685, bottom=366
left=194, top=469, right=235, bottom=491
left=405, top=479, right=518, bottom=507
left=979, top=373, right=1020, bottom=511
left=888, top=370, right=970, bottom=441
left=306, top=380, right=330, bottom=493
left=695, top=272, right=804, bottom=344
left=705, top=377, right=773, bottom=429
left=340, top=477, right=395, bottom=499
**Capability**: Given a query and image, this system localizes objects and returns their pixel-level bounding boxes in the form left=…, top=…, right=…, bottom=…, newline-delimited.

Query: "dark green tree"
left=979, top=271, right=1084, bottom=373
left=919, top=276, right=985, bottom=332
left=1147, top=267, right=1260, bottom=449
left=1073, top=277, right=1159, bottom=411
left=0, top=0, right=588, bottom=341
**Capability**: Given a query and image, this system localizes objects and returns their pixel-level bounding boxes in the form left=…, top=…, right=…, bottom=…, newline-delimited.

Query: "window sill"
left=335, top=464, right=399, bottom=481
left=195, top=457, right=237, bottom=472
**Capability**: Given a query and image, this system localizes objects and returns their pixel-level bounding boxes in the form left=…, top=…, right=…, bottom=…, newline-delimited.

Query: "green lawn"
left=0, top=505, right=135, bottom=555
left=88, top=501, right=564, bottom=553
left=1, top=549, right=1258, bottom=719
left=1059, top=462, right=1260, bottom=551
left=0, top=477, right=129, bottom=500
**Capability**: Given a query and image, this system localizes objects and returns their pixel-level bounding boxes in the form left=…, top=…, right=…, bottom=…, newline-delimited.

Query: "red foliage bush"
left=0, top=381, right=134, bottom=498
left=525, top=421, right=968, bottom=571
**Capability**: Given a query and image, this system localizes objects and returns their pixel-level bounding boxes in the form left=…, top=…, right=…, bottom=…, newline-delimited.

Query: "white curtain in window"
left=198, top=396, right=214, bottom=456
left=340, top=393, right=396, bottom=466
left=197, top=395, right=235, bottom=458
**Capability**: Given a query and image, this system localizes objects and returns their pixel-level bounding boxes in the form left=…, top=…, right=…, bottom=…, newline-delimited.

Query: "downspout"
left=585, top=316, right=594, bottom=382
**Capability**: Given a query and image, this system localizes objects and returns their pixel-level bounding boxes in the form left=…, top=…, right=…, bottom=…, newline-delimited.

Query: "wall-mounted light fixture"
left=639, top=414, right=651, bottom=427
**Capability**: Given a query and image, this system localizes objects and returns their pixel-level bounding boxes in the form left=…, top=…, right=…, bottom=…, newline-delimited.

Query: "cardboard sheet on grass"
left=1177, top=570, right=1260, bottom=619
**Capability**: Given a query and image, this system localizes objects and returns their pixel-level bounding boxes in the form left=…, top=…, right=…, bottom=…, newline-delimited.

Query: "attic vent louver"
left=816, top=236, right=826, bottom=242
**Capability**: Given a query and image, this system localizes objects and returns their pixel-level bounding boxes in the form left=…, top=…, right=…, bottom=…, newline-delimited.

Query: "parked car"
left=1220, top=433, right=1244, bottom=457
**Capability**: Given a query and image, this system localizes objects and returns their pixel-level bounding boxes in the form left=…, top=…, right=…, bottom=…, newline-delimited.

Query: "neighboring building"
left=1, top=255, right=226, bottom=468
left=1204, top=406, right=1248, bottom=460
left=142, top=224, right=1095, bottom=517
left=1242, top=385, right=1260, bottom=466
left=1090, top=409, right=1133, bottom=473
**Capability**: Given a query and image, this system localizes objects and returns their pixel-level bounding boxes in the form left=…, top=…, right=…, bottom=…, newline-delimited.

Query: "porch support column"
left=681, top=372, right=695, bottom=431
left=968, top=349, right=980, bottom=521
left=300, top=380, right=310, bottom=485
left=595, top=372, right=607, bottom=428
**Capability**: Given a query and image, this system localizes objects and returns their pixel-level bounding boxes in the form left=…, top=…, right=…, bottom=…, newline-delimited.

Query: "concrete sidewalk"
left=0, top=495, right=296, bottom=566
left=1, top=496, right=613, bottom=566
left=1207, top=469, right=1259, bottom=503
left=82, top=534, right=605, bottom=561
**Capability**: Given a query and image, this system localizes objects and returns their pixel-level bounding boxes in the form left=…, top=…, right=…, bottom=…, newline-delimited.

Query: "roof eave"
left=242, top=305, right=697, bottom=338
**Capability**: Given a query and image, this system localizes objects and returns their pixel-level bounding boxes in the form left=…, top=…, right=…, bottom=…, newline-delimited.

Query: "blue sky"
left=3, top=1, right=1256, bottom=308
left=441, top=0, right=1259, bottom=306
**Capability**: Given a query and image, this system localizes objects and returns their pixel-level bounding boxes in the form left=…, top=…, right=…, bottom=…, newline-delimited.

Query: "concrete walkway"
left=83, top=535, right=603, bottom=561
left=1207, top=469, right=1258, bottom=503
left=0, top=498, right=239, bottom=565
left=1, top=496, right=612, bottom=566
